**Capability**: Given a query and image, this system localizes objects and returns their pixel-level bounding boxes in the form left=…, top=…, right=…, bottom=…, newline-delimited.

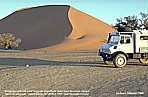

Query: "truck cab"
left=99, top=30, right=148, bottom=68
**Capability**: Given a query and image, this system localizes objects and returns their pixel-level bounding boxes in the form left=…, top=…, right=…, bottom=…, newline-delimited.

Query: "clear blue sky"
left=0, top=0, right=147, bottom=25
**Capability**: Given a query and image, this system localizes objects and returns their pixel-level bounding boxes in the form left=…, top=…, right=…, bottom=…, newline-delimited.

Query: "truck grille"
left=102, top=48, right=109, bottom=53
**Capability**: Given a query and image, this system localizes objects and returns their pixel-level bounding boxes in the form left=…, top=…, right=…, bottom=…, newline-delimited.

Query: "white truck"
left=99, top=30, right=148, bottom=68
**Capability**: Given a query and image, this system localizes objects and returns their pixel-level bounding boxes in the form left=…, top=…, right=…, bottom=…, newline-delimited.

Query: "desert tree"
left=113, top=12, right=148, bottom=31
left=139, top=12, right=148, bottom=29
left=0, top=33, right=21, bottom=50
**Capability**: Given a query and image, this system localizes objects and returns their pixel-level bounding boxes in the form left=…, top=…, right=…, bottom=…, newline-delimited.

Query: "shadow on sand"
left=0, top=58, right=114, bottom=68
left=0, top=58, right=147, bottom=70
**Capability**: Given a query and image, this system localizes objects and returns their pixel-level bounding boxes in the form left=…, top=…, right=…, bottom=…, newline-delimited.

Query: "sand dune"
left=0, top=5, right=72, bottom=50
left=0, top=5, right=115, bottom=51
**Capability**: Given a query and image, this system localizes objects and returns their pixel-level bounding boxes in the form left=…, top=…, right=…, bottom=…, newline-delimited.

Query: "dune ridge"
left=68, top=7, right=113, bottom=40
left=17, top=7, right=32, bottom=11
left=0, top=5, right=115, bottom=51
left=37, top=6, right=115, bottom=51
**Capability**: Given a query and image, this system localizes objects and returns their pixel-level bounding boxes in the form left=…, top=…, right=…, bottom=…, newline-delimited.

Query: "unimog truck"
left=99, top=30, right=148, bottom=68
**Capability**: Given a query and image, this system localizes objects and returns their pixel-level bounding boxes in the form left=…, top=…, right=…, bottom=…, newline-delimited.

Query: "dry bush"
left=0, top=33, right=21, bottom=50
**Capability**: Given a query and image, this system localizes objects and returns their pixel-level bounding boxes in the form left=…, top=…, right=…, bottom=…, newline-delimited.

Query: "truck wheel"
left=113, top=54, right=126, bottom=68
left=139, top=58, right=148, bottom=64
left=103, top=59, right=113, bottom=65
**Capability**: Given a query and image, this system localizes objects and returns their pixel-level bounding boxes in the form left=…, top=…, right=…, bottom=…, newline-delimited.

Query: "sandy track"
left=0, top=50, right=148, bottom=96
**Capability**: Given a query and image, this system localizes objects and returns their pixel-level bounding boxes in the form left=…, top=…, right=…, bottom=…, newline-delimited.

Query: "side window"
left=120, top=36, right=124, bottom=44
left=120, top=36, right=131, bottom=44
left=140, top=36, right=148, bottom=40
left=125, top=36, right=130, bottom=44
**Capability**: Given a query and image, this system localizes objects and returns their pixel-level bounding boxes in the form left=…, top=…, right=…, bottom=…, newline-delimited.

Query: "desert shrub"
left=114, top=12, right=148, bottom=31
left=0, top=33, right=21, bottom=50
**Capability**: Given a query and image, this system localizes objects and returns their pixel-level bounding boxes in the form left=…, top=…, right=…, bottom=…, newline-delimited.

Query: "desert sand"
left=0, top=50, right=148, bottom=96
left=0, top=5, right=115, bottom=51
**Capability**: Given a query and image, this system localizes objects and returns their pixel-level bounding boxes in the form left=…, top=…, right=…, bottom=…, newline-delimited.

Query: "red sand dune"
left=0, top=5, right=115, bottom=51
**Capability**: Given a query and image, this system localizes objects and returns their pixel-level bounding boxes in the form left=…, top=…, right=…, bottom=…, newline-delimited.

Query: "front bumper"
left=98, top=50, right=112, bottom=60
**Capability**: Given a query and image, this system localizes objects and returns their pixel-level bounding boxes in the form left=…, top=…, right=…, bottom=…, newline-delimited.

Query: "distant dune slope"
left=0, top=5, right=72, bottom=49
left=0, top=5, right=115, bottom=51
left=37, top=7, right=115, bottom=51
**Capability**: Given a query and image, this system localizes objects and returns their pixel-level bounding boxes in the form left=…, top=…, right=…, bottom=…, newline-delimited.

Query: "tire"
left=113, top=54, right=127, bottom=68
left=139, top=58, right=148, bottom=64
left=103, top=59, right=113, bottom=65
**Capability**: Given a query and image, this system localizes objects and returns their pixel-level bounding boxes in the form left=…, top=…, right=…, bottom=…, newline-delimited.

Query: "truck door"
left=119, top=35, right=134, bottom=53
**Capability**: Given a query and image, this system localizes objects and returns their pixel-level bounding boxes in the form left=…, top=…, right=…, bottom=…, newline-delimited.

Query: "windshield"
left=108, top=35, right=119, bottom=44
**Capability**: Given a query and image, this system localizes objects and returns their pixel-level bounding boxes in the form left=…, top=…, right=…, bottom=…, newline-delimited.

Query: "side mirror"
left=107, top=33, right=111, bottom=43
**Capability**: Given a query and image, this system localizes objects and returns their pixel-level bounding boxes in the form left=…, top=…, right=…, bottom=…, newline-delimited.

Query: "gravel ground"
left=0, top=50, right=148, bottom=97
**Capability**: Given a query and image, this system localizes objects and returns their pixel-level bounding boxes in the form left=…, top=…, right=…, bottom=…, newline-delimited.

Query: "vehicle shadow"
left=1, top=58, right=146, bottom=70
left=127, top=62, right=148, bottom=66
left=0, top=58, right=114, bottom=69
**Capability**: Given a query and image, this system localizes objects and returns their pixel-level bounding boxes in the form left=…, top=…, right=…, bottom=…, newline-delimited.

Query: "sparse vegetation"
left=0, top=33, right=21, bottom=50
left=114, top=12, right=148, bottom=31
